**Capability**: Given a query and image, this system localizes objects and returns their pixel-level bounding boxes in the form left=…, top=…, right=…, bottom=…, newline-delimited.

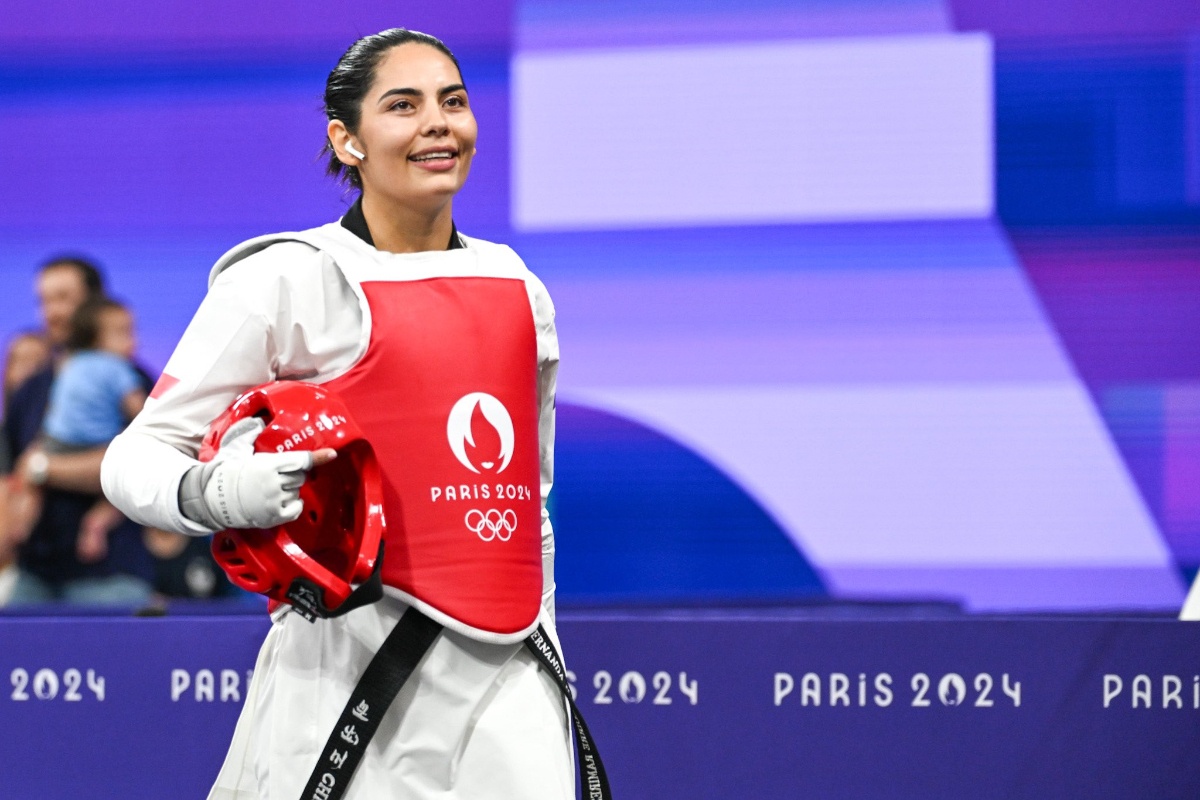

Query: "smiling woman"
left=323, top=29, right=478, bottom=251
left=100, top=28, right=593, bottom=800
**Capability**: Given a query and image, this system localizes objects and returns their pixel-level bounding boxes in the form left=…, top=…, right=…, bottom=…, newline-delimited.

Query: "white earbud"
left=345, top=143, right=366, bottom=160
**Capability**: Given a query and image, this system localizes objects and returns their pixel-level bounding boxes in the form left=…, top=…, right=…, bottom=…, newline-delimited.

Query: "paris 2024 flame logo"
left=446, top=392, right=515, bottom=474
left=445, top=393, right=520, bottom=542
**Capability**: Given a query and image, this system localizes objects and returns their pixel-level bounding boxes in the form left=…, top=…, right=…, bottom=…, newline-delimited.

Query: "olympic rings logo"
left=465, top=509, right=517, bottom=542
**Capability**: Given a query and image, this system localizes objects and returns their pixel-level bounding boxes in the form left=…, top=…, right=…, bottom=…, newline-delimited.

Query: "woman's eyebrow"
left=379, top=87, right=420, bottom=103
left=377, top=83, right=467, bottom=104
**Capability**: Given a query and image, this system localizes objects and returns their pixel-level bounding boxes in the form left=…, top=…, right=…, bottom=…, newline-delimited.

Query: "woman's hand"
left=181, top=418, right=337, bottom=531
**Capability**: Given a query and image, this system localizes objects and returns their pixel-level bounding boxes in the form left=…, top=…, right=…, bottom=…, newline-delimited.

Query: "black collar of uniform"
left=340, top=195, right=463, bottom=250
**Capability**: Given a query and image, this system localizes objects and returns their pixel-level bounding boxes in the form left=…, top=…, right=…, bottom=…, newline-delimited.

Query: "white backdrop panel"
left=514, top=33, right=993, bottom=230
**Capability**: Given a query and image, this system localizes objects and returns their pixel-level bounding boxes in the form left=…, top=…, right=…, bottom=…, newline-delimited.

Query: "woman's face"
left=351, top=44, right=477, bottom=211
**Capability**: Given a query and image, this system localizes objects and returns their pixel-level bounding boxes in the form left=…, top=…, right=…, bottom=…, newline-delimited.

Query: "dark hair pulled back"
left=323, top=28, right=464, bottom=190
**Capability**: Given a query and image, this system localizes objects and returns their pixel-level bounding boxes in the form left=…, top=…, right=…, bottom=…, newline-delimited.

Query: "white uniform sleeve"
left=529, top=272, right=561, bottom=623
left=101, top=242, right=363, bottom=534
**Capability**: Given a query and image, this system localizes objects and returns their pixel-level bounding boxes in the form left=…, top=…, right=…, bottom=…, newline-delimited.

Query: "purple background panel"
left=1164, top=386, right=1200, bottom=558
left=552, top=404, right=826, bottom=603
left=527, top=220, right=1073, bottom=388
left=518, top=0, right=952, bottom=49
left=0, top=60, right=510, bottom=238
left=1188, top=41, right=1200, bottom=206
left=574, top=383, right=1182, bottom=613
left=1012, top=230, right=1200, bottom=567
left=1, top=96, right=345, bottom=236
left=949, top=0, right=1200, bottom=40
left=1012, top=231, right=1200, bottom=383
left=825, top=566, right=1186, bottom=611
left=0, top=1, right=513, bottom=52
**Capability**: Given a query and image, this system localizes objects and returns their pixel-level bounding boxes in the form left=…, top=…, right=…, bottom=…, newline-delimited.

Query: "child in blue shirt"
left=43, top=298, right=144, bottom=450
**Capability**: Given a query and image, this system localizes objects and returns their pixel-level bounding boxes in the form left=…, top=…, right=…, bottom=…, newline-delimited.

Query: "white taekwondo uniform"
left=101, top=212, right=573, bottom=800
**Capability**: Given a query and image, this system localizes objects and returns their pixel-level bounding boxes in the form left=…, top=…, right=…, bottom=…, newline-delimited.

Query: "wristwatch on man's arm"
left=23, top=450, right=50, bottom=487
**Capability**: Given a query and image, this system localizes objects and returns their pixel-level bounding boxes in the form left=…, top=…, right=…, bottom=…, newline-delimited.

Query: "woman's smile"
left=408, top=145, right=460, bottom=172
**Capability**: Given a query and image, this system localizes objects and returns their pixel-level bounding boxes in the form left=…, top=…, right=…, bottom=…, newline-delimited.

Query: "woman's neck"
left=361, top=192, right=455, bottom=254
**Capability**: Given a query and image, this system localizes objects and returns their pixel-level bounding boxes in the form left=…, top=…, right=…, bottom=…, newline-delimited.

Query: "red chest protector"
left=324, top=275, right=542, bottom=639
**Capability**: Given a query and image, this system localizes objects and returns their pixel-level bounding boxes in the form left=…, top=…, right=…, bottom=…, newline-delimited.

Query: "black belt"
left=525, top=624, right=613, bottom=800
left=300, top=609, right=613, bottom=800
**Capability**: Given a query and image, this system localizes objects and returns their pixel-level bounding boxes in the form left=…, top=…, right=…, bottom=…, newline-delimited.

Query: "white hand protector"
left=180, top=417, right=314, bottom=531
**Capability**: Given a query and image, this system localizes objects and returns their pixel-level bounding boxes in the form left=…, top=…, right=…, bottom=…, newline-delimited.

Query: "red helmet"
left=200, top=381, right=386, bottom=621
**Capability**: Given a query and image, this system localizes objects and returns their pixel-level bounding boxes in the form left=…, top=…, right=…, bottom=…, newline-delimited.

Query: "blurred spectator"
left=143, top=528, right=240, bottom=601
left=2, top=256, right=154, bottom=606
left=0, top=436, right=17, bottom=605
left=1, top=334, right=50, bottom=605
left=9, top=298, right=148, bottom=564
left=4, top=256, right=106, bottom=450
left=4, top=332, right=50, bottom=409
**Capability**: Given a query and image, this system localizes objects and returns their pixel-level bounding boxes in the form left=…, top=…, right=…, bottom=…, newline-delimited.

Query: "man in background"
left=2, top=256, right=154, bottom=604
